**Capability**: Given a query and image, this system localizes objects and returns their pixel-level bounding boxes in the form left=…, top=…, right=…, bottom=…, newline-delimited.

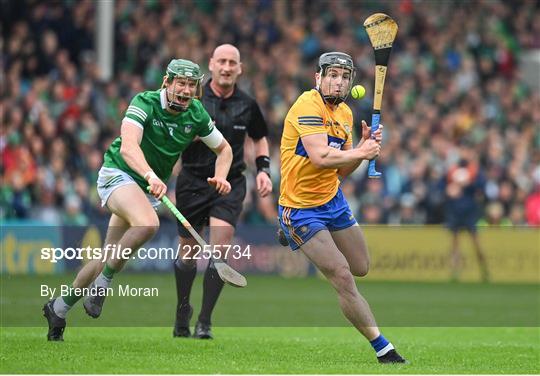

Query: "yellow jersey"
left=279, top=89, right=354, bottom=208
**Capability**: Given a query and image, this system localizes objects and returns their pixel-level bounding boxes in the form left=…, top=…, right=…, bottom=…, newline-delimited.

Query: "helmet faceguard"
left=316, top=52, right=356, bottom=105
left=162, top=59, right=204, bottom=112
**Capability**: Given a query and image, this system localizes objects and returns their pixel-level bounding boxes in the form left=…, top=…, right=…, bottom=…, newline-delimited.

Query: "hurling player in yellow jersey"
left=278, top=52, right=406, bottom=364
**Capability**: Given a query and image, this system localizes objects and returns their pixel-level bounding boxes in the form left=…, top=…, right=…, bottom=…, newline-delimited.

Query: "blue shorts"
left=278, top=188, right=357, bottom=251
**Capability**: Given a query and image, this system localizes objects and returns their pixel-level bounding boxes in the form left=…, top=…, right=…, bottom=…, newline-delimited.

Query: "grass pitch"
left=1, top=274, right=538, bottom=374
left=1, top=327, right=538, bottom=374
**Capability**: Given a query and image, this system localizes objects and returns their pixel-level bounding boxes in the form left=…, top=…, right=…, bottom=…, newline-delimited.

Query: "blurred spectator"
left=443, top=151, right=489, bottom=281
left=525, top=167, right=540, bottom=226
left=388, top=193, right=425, bottom=225
left=62, top=195, right=89, bottom=226
left=0, top=172, right=32, bottom=219
left=478, top=201, right=512, bottom=226
left=1, top=0, right=539, bottom=228
left=31, top=189, right=61, bottom=225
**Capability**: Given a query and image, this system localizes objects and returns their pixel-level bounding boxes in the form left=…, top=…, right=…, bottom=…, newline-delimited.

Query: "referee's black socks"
left=174, top=259, right=197, bottom=310
left=198, top=260, right=225, bottom=325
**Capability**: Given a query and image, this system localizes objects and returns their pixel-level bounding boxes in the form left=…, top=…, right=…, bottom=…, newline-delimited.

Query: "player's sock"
left=94, top=263, right=116, bottom=288
left=174, top=259, right=197, bottom=308
left=52, top=296, right=72, bottom=319
left=370, top=334, right=395, bottom=357
left=61, top=284, right=85, bottom=308
left=198, top=260, right=224, bottom=325
left=56, top=264, right=117, bottom=316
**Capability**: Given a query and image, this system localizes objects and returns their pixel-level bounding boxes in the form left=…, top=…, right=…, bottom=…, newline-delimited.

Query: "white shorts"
left=96, top=167, right=160, bottom=208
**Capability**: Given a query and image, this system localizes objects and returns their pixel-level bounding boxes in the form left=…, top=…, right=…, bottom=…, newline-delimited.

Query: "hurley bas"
left=41, top=284, right=159, bottom=299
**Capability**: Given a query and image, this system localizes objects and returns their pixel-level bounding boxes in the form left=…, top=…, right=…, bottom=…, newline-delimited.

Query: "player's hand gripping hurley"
left=363, top=13, right=398, bottom=178
left=160, top=194, right=247, bottom=288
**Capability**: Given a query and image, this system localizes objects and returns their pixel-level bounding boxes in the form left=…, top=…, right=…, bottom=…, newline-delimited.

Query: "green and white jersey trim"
left=122, top=90, right=168, bottom=129
left=125, top=105, right=147, bottom=122
left=123, top=105, right=146, bottom=129
left=160, top=89, right=167, bottom=109
left=200, top=120, right=224, bottom=148
left=123, top=116, right=144, bottom=129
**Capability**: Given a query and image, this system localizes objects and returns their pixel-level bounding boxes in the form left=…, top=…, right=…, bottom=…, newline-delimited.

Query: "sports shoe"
left=377, top=349, right=407, bottom=364
left=83, top=284, right=107, bottom=318
left=43, top=299, right=65, bottom=341
left=173, top=304, right=193, bottom=337
left=193, top=321, right=213, bottom=339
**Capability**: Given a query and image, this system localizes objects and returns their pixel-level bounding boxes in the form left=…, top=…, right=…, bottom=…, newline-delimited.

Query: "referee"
left=173, top=44, right=272, bottom=339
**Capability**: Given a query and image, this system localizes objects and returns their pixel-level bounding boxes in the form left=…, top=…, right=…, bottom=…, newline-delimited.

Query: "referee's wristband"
left=255, top=156, right=271, bottom=178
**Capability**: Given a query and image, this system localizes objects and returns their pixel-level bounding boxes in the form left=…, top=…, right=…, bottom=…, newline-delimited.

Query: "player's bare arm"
left=338, top=122, right=383, bottom=178
left=207, top=138, right=233, bottom=195
left=252, top=137, right=272, bottom=197
left=119, top=121, right=167, bottom=199
left=301, top=132, right=380, bottom=170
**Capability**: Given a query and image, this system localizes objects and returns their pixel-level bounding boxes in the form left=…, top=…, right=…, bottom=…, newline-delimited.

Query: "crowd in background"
left=2, top=0, right=540, bottom=226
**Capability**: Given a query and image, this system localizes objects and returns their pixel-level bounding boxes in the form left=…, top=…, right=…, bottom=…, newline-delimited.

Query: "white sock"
left=52, top=297, right=71, bottom=319
left=94, top=273, right=112, bottom=289
left=376, top=342, right=395, bottom=357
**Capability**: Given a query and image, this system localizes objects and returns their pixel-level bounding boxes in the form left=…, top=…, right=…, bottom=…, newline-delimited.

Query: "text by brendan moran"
left=41, top=284, right=159, bottom=299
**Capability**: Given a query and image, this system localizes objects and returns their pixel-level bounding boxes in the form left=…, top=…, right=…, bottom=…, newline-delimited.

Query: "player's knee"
left=129, top=211, right=159, bottom=227
left=143, top=223, right=159, bottom=239
left=352, top=260, right=370, bottom=277
left=331, top=265, right=355, bottom=292
left=130, top=216, right=160, bottom=239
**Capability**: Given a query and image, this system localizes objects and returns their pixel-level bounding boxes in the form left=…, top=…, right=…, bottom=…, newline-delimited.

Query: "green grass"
left=2, top=274, right=538, bottom=327
left=1, top=327, right=538, bottom=374
left=1, top=274, right=539, bottom=373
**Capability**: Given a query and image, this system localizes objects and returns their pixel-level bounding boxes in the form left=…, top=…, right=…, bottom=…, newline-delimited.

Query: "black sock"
left=174, top=260, right=197, bottom=311
left=198, top=261, right=224, bottom=325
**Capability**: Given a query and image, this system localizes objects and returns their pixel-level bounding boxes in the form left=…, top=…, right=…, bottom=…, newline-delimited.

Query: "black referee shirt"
left=181, top=80, right=269, bottom=179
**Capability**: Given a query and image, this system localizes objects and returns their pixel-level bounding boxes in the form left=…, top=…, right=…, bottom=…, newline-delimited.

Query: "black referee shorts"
left=175, top=169, right=246, bottom=238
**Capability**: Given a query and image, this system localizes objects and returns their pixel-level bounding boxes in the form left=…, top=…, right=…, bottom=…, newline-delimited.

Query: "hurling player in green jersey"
left=43, top=59, right=233, bottom=341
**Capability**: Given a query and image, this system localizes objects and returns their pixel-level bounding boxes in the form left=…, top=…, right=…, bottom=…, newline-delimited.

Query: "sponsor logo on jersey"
left=184, top=124, right=193, bottom=134
left=153, top=119, right=164, bottom=128
left=329, top=141, right=343, bottom=149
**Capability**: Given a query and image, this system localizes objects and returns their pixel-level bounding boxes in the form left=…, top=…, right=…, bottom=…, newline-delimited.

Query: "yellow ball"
left=351, top=85, right=366, bottom=99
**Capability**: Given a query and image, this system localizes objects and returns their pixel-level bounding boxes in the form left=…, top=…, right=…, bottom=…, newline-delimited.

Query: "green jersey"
left=103, top=89, right=214, bottom=189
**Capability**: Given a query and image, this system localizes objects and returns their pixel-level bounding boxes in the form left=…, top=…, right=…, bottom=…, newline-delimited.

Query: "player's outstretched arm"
left=207, top=138, right=233, bottom=195
left=198, top=124, right=232, bottom=195
left=119, top=121, right=167, bottom=198
left=301, top=132, right=381, bottom=170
